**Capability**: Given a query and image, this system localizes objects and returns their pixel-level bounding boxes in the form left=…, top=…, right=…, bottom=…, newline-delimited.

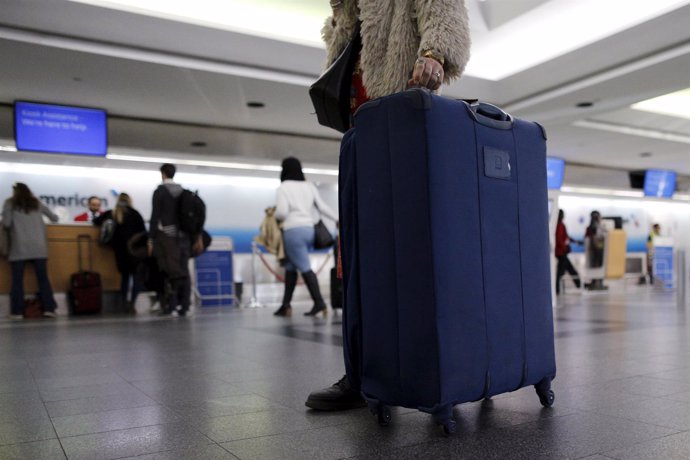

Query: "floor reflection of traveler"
left=305, top=0, right=472, bottom=411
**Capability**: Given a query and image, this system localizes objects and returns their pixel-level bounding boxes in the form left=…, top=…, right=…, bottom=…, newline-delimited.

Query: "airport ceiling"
left=1, top=0, right=690, bottom=174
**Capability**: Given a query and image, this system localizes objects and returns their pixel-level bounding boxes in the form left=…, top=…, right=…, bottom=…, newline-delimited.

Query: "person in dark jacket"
left=2, top=183, right=59, bottom=319
left=148, top=163, right=191, bottom=316
left=555, top=209, right=582, bottom=295
left=94, top=193, right=146, bottom=314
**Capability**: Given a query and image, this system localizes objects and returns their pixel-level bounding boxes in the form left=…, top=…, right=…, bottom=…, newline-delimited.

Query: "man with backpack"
left=148, top=163, right=205, bottom=317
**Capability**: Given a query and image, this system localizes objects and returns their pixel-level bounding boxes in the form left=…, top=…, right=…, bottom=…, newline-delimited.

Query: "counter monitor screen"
left=644, top=169, right=676, bottom=198
left=546, top=157, right=565, bottom=190
left=14, top=101, right=107, bottom=156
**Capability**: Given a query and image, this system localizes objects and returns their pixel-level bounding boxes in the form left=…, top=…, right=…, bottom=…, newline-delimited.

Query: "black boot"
left=302, top=271, right=327, bottom=317
left=274, top=270, right=297, bottom=317
left=305, top=375, right=366, bottom=411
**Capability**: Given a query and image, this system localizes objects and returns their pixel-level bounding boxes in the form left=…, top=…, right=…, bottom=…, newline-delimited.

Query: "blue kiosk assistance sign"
left=195, top=237, right=234, bottom=307
left=653, top=245, right=674, bottom=289
left=14, top=101, right=108, bottom=156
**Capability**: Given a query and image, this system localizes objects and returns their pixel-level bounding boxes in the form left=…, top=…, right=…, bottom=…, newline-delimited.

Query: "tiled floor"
left=1, top=287, right=689, bottom=459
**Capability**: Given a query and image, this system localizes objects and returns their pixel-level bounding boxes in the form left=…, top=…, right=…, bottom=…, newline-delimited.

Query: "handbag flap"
left=309, top=22, right=362, bottom=133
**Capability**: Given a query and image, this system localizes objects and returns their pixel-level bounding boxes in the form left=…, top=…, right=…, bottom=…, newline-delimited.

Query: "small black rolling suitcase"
left=68, top=235, right=102, bottom=315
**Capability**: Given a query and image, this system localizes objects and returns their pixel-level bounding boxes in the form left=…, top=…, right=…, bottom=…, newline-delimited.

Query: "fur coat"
left=322, top=0, right=471, bottom=99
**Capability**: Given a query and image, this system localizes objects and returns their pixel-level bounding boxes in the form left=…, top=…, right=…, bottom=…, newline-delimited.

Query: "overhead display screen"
left=14, top=101, right=107, bottom=156
left=644, top=169, right=676, bottom=198
left=546, top=157, right=565, bottom=190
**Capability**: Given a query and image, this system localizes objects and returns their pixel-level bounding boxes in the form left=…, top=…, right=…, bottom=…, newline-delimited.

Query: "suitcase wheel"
left=368, top=402, right=392, bottom=426
left=442, top=420, right=457, bottom=436
left=431, top=405, right=456, bottom=436
left=535, top=377, right=555, bottom=408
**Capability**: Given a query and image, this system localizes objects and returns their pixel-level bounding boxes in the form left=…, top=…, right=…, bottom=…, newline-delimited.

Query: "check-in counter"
left=0, top=224, right=120, bottom=294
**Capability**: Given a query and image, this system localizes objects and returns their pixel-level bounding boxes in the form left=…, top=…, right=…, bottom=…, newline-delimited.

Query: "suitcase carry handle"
left=467, top=102, right=514, bottom=130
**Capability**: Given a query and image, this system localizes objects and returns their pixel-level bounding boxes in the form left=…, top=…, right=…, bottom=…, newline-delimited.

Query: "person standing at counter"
left=148, top=163, right=191, bottom=317
left=94, top=193, right=146, bottom=314
left=2, top=183, right=59, bottom=319
left=74, top=196, right=103, bottom=222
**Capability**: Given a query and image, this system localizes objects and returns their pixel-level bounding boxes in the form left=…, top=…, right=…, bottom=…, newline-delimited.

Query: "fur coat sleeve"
left=415, top=0, right=471, bottom=80
left=321, top=0, right=471, bottom=98
left=321, top=1, right=360, bottom=67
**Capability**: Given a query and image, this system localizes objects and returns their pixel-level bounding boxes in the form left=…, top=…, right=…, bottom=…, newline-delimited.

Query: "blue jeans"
left=283, top=226, right=314, bottom=273
left=10, top=259, right=57, bottom=315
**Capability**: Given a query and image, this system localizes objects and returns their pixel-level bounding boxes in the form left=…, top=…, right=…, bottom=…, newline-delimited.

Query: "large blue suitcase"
left=338, top=89, right=556, bottom=433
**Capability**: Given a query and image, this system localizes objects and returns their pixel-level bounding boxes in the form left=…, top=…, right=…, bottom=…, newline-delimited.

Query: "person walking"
left=94, top=193, right=146, bottom=314
left=274, top=157, right=338, bottom=318
left=555, top=209, right=582, bottom=295
left=641, top=223, right=661, bottom=285
left=148, top=163, right=192, bottom=317
left=2, top=183, right=59, bottom=319
left=306, top=0, right=471, bottom=410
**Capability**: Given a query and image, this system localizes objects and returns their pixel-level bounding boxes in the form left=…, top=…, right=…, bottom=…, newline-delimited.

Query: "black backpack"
left=177, top=189, right=206, bottom=239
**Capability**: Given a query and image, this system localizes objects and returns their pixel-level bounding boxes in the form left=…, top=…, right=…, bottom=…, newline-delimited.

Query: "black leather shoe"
left=305, top=375, right=366, bottom=411
left=273, top=305, right=292, bottom=317
left=304, top=304, right=327, bottom=317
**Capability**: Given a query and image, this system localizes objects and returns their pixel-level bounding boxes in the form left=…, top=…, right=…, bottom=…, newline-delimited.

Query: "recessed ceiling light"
left=190, top=141, right=207, bottom=147
left=247, top=101, right=265, bottom=108
left=576, top=101, right=594, bottom=108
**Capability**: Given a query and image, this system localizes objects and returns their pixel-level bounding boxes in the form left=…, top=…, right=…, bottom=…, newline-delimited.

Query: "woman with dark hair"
left=274, top=157, right=338, bottom=317
left=2, top=183, right=59, bottom=319
left=94, top=193, right=146, bottom=314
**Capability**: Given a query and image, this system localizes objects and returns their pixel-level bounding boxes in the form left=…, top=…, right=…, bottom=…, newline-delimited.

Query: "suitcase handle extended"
left=77, top=234, right=93, bottom=273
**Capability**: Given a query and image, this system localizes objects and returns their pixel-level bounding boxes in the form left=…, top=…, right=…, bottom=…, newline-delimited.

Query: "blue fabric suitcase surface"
left=338, top=88, right=556, bottom=433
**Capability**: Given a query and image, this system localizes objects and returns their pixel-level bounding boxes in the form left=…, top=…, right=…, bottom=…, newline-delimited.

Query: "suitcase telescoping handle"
left=77, top=234, right=93, bottom=273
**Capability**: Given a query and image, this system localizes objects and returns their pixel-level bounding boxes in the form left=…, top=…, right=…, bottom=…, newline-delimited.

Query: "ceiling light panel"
left=631, top=88, right=690, bottom=120
left=67, top=0, right=330, bottom=47
left=573, top=120, right=690, bottom=144
left=466, top=0, right=690, bottom=80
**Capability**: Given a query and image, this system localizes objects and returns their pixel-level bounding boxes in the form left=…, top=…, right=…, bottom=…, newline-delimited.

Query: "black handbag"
left=309, top=22, right=361, bottom=133
left=314, top=220, right=335, bottom=250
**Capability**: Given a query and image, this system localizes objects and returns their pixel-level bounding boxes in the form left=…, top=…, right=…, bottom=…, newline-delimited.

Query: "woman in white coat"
left=274, top=157, right=338, bottom=317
